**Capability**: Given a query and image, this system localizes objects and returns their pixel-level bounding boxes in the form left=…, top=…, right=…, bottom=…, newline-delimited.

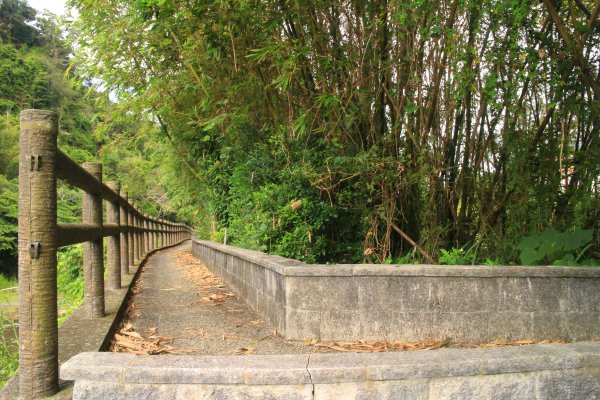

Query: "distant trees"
left=0, top=0, right=37, bottom=46
left=0, top=0, right=182, bottom=262
left=70, top=0, right=599, bottom=264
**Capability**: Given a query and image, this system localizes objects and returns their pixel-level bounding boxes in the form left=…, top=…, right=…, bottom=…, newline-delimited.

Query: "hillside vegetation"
left=0, top=0, right=192, bottom=385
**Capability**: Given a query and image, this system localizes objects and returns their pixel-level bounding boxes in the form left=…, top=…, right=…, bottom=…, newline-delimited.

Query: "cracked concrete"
left=306, top=354, right=315, bottom=399
left=62, top=342, right=600, bottom=399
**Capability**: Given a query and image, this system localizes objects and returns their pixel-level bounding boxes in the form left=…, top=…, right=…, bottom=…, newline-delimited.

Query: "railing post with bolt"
left=129, top=203, right=136, bottom=267
left=137, top=211, right=143, bottom=260
left=135, top=208, right=142, bottom=262
left=120, top=190, right=130, bottom=275
left=144, top=215, right=150, bottom=254
left=153, top=220, right=158, bottom=250
left=18, top=109, right=59, bottom=398
left=160, top=220, right=164, bottom=247
left=106, top=181, right=121, bottom=290
left=82, top=162, right=105, bottom=317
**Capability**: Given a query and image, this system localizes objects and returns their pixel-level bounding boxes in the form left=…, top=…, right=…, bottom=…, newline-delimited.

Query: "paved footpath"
left=115, top=241, right=315, bottom=355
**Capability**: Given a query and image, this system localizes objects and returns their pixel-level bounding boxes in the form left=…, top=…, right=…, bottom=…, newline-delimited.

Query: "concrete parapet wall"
left=61, top=343, right=600, bottom=399
left=192, top=239, right=600, bottom=343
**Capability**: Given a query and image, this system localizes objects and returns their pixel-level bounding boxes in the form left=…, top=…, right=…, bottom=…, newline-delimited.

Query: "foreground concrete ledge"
left=62, top=343, right=600, bottom=399
left=62, top=342, right=600, bottom=384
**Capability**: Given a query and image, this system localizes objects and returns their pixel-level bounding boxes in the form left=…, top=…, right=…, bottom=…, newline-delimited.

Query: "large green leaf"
left=562, top=229, right=593, bottom=253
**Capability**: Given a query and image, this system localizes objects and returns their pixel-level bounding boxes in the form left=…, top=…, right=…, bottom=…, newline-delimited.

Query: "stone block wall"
left=192, top=239, right=600, bottom=343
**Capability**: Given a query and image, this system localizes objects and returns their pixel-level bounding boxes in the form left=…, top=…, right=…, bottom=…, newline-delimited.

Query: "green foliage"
left=0, top=0, right=37, bottom=46
left=483, top=258, right=503, bottom=266
left=439, top=248, right=476, bottom=265
left=517, top=228, right=597, bottom=266
left=0, top=176, right=17, bottom=255
left=57, top=245, right=84, bottom=324
left=385, top=252, right=419, bottom=265
left=0, top=116, right=18, bottom=178
left=0, top=311, right=18, bottom=387
left=51, top=0, right=600, bottom=265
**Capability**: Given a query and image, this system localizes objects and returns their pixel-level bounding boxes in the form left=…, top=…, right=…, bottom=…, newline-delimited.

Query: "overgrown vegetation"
left=0, top=312, right=18, bottom=387
left=0, top=0, right=191, bottom=387
left=68, top=0, right=599, bottom=265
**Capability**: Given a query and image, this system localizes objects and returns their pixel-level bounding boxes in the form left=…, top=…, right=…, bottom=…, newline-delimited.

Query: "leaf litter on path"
left=200, top=291, right=236, bottom=306
left=111, top=322, right=189, bottom=355
left=302, top=337, right=569, bottom=353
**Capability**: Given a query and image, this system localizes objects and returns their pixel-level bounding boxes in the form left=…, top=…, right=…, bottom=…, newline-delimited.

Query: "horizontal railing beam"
left=57, top=224, right=186, bottom=246
left=57, top=151, right=138, bottom=212
left=57, top=223, right=118, bottom=247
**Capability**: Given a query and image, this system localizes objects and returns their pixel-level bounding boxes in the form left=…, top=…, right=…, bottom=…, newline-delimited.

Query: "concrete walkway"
left=114, top=242, right=312, bottom=355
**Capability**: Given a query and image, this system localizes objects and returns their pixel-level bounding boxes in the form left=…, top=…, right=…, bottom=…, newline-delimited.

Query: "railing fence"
left=18, top=109, right=193, bottom=399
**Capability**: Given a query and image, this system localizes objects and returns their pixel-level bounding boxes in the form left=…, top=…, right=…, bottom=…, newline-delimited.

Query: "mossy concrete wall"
left=192, top=239, right=600, bottom=342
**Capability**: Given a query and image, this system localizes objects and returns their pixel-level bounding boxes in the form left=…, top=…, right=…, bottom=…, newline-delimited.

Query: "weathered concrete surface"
left=120, top=243, right=314, bottom=355
left=61, top=342, right=600, bottom=399
left=192, top=239, right=600, bottom=342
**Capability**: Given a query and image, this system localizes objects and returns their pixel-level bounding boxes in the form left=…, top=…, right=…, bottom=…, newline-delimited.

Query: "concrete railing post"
left=137, top=211, right=143, bottom=260
left=148, top=219, right=152, bottom=251
left=134, top=209, right=141, bottom=262
left=140, top=213, right=144, bottom=254
left=136, top=212, right=140, bottom=258
left=128, top=204, right=136, bottom=267
left=159, top=220, right=165, bottom=247
left=106, top=181, right=121, bottom=290
left=144, top=215, right=150, bottom=254
left=82, top=162, right=104, bottom=317
left=141, top=215, right=146, bottom=254
left=156, top=219, right=164, bottom=249
left=18, top=109, right=59, bottom=398
left=120, top=190, right=130, bottom=275
left=152, top=221, right=157, bottom=250
left=148, top=219, right=154, bottom=251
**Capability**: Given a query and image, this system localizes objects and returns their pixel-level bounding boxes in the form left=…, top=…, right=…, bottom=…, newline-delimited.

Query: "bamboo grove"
left=68, top=0, right=600, bottom=264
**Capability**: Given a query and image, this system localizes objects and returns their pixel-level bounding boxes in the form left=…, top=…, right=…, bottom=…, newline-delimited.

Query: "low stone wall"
left=192, top=239, right=600, bottom=343
left=61, top=343, right=600, bottom=399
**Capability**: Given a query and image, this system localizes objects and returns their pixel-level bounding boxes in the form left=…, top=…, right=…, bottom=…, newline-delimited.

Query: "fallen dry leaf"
left=235, top=347, right=254, bottom=355
left=200, top=291, right=236, bottom=306
left=146, top=327, right=158, bottom=336
left=111, top=321, right=188, bottom=355
left=290, top=199, right=303, bottom=211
